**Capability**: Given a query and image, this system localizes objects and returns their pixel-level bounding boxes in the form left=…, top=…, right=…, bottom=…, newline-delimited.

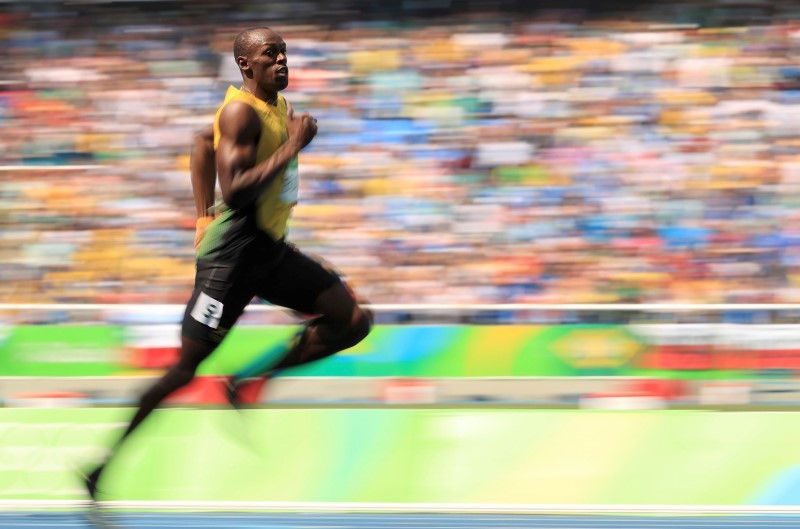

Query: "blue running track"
left=4, top=512, right=800, bottom=529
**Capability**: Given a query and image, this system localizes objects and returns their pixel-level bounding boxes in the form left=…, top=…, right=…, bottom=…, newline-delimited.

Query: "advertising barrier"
left=3, top=324, right=800, bottom=379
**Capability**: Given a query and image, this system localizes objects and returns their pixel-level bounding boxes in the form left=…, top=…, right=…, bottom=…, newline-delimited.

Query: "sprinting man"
left=84, top=26, right=372, bottom=501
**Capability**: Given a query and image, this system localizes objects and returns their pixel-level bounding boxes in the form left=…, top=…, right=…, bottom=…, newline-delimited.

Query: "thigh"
left=254, top=243, right=343, bottom=316
left=182, top=259, right=256, bottom=347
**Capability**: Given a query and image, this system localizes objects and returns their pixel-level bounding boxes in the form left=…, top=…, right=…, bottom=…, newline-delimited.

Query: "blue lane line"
left=6, top=513, right=800, bottom=529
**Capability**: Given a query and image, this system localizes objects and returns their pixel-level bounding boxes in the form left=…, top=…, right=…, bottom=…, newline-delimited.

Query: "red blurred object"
left=165, top=376, right=228, bottom=404
left=583, top=378, right=686, bottom=404
left=380, top=377, right=436, bottom=403
left=129, top=346, right=180, bottom=370
left=626, top=378, right=686, bottom=401
left=165, top=376, right=266, bottom=405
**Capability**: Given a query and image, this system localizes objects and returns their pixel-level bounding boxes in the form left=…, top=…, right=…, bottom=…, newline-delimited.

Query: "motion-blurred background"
left=4, top=0, right=800, bottom=509
left=6, top=0, right=800, bottom=308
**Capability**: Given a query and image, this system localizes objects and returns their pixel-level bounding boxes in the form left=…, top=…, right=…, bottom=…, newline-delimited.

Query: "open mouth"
left=276, top=67, right=289, bottom=76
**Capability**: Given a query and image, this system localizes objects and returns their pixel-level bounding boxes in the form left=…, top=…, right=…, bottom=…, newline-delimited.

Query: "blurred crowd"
left=4, top=0, right=800, bottom=306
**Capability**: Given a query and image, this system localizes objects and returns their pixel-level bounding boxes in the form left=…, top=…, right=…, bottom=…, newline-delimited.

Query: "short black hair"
left=233, top=27, right=275, bottom=61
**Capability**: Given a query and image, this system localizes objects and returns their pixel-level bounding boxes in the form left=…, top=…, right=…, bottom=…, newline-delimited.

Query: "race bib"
left=190, top=292, right=224, bottom=329
left=280, top=156, right=299, bottom=204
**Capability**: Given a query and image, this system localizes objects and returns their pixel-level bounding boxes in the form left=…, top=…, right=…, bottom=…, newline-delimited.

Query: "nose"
left=277, top=51, right=287, bottom=65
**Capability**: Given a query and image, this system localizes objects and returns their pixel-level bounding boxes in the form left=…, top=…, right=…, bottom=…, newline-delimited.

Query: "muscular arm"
left=190, top=125, right=216, bottom=218
left=216, top=101, right=303, bottom=210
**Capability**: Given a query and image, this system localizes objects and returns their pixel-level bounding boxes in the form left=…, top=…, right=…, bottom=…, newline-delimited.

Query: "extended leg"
left=84, top=336, right=216, bottom=500
left=84, top=259, right=252, bottom=500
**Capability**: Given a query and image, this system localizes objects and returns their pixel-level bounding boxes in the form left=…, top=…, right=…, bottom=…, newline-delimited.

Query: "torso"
left=198, top=86, right=299, bottom=261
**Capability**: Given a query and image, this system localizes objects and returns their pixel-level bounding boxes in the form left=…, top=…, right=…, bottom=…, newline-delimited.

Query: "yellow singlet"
left=213, top=86, right=299, bottom=240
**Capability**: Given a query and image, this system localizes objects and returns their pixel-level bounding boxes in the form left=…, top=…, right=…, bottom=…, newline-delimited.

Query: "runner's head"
left=234, top=27, right=289, bottom=93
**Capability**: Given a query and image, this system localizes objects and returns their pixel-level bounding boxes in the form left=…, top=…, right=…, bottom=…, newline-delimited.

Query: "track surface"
left=4, top=512, right=800, bottom=529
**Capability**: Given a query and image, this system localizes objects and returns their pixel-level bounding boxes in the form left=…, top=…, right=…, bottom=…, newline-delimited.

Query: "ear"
left=236, top=55, right=250, bottom=73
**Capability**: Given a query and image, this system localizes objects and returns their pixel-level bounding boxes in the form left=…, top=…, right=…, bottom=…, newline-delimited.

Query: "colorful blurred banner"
left=0, top=408, right=798, bottom=506
left=4, top=324, right=800, bottom=379
left=0, top=325, right=125, bottom=376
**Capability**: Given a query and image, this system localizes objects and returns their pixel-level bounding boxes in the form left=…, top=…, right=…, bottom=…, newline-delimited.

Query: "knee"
left=363, top=306, right=375, bottom=327
left=349, top=306, right=372, bottom=345
left=322, top=306, right=371, bottom=350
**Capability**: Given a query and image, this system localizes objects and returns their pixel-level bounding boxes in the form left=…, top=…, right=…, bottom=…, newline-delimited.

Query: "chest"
left=255, top=107, right=288, bottom=157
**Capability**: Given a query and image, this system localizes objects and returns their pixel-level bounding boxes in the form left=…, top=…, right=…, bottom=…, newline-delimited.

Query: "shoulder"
left=218, top=100, right=261, bottom=138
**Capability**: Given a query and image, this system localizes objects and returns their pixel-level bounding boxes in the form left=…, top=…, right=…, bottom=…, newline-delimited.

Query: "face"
left=240, top=31, right=289, bottom=92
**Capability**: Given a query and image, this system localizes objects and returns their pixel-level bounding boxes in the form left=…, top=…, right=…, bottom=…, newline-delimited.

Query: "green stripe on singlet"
left=196, top=209, right=234, bottom=258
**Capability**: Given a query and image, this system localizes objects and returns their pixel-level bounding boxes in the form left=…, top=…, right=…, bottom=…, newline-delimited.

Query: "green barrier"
left=0, top=408, right=797, bottom=506
left=2, top=324, right=799, bottom=379
left=0, top=326, right=125, bottom=376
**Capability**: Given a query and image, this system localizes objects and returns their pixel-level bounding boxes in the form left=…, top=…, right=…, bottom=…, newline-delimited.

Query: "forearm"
left=190, top=136, right=216, bottom=218
left=225, top=140, right=300, bottom=210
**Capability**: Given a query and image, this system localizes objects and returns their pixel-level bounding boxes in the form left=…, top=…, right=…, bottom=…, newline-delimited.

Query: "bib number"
left=191, top=292, right=224, bottom=329
left=280, top=157, right=299, bottom=204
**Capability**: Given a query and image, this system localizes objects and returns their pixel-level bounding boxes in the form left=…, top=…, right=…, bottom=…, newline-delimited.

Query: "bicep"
left=216, top=103, right=260, bottom=201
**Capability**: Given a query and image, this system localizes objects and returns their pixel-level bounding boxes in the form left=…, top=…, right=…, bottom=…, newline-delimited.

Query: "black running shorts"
left=181, top=239, right=342, bottom=347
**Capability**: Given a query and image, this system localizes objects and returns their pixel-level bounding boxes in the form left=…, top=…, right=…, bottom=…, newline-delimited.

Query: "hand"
left=287, top=112, right=317, bottom=150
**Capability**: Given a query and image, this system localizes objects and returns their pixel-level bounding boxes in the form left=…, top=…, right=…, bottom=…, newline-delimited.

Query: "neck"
left=241, top=83, right=278, bottom=105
